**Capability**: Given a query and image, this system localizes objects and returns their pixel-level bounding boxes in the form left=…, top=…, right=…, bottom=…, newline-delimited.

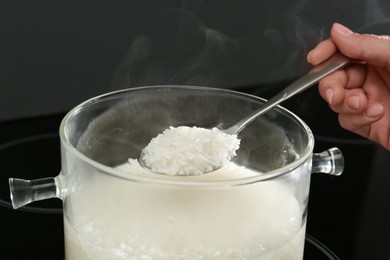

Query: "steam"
left=362, top=0, right=390, bottom=31
left=110, top=36, right=153, bottom=90
left=170, top=27, right=238, bottom=85
left=110, top=9, right=237, bottom=89
left=110, top=0, right=390, bottom=90
left=262, top=22, right=323, bottom=78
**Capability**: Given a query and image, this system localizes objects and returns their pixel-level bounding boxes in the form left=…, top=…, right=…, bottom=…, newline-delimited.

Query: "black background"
left=1, top=0, right=390, bottom=259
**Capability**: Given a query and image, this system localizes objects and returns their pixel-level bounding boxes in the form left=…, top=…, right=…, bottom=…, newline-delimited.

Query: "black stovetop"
left=1, top=87, right=389, bottom=260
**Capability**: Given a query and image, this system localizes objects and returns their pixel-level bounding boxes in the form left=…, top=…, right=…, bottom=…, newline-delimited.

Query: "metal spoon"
left=222, top=52, right=351, bottom=135
left=139, top=53, right=350, bottom=173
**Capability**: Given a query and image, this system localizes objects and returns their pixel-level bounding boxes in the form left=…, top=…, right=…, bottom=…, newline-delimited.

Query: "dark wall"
left=1, top=0, right=390, bottom=120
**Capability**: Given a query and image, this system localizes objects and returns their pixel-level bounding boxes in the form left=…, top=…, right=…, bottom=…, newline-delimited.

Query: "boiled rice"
left=141, top=126, right=240, bottom=176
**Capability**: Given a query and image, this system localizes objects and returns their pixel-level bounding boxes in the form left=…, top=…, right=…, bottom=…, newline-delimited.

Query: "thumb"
left=331, top=23, right=390, bottom=70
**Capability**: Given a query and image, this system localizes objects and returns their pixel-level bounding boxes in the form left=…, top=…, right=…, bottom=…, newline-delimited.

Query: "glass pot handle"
left=8, top=148, right=343, bottom=209
left=8, top=175, right=63, bottom=209
left=312, top=147, right=344, bottom=176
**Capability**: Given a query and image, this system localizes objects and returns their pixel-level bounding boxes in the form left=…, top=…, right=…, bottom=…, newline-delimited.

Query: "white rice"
left=141, top=126, right=240, bottom=176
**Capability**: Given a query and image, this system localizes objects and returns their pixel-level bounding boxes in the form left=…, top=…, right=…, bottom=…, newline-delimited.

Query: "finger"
left=318, top=70, right=348, bottom=107
left=318, top=64, right=368, bottom=104
left=317, top=63, right=367, bottom=92
left=338, top=103, right=385, bottom=133
left=307, top=39, right=337, bottom=65
left=340, top=89, right=368, bottom=113
left=331, top=23, right=390, bottom=71
left=318, top=70, right=370, bottom=115
left=325, top=89, right=368, bottom=115
left=364, top=66, right=390, bottom=100
left=376, top=67, right=390, bottom=87
left=342, top=64, right=367, bottom=89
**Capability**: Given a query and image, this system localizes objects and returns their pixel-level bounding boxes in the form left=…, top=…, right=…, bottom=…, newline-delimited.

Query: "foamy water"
left=64, top=162, right=306, bottom=259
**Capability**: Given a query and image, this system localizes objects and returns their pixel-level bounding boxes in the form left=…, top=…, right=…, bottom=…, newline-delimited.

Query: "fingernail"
left=333, top=23, right=353, bottom=36
left=326, top=89, right=334, bottom=105
left=347, top=96, right=361, bottom=110
left=307, top=51, right=314, bottom=63
left=366, top=104, right=384, bottom=118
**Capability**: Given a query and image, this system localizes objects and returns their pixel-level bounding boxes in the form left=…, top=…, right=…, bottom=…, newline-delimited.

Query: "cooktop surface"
left=1, top=87, right=389, bottom=259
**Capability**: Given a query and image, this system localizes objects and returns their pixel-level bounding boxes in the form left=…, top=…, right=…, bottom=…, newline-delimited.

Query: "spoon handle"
left=225, top=53, right=351, bottom=135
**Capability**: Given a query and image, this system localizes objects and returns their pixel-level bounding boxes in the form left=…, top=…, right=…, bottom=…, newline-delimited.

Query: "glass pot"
left=9, top=86, right=343, bottom=259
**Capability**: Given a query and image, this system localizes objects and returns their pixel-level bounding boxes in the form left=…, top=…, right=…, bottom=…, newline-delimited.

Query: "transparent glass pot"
left=9, top=86, right=343, bottom=259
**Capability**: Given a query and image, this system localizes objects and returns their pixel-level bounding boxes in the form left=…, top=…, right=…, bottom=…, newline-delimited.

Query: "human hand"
left=307, top=23, right=390, bottom=150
